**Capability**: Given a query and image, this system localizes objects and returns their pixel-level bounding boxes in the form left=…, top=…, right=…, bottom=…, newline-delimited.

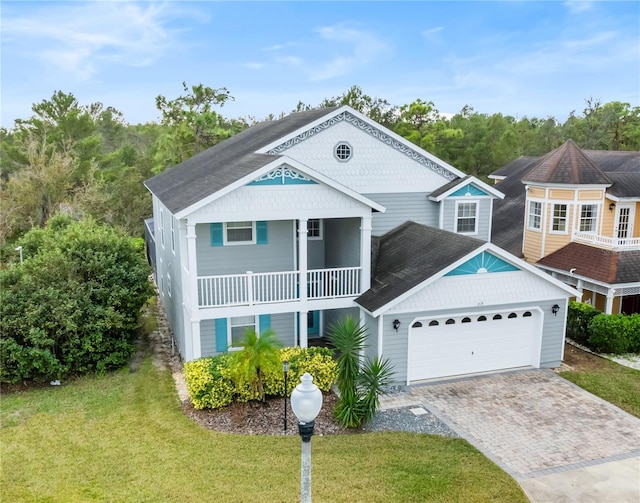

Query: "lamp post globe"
left=290, top=372, right=323, bottom=503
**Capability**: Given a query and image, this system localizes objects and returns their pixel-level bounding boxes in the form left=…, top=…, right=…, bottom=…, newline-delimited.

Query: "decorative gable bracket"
left=248, top=166, right=318, bottom=186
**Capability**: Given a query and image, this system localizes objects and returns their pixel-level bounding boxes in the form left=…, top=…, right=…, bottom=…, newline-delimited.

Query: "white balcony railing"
left=197, top=267, right=361, bottom=308
left=573, top=231, right=640, bottom=250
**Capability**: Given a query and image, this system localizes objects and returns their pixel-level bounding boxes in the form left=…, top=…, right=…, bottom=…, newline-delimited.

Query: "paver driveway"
left=380, top=369, right=640, bottom=480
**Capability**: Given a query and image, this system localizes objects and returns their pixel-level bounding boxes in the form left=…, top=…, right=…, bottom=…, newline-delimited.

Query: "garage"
left=408, top=308, right=541, bottom=381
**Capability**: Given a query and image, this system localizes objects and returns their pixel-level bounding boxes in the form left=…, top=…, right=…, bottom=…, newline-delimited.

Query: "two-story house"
left=144, top=105, right=577, bottom=384
left=491, top=139, right=640, bottom=315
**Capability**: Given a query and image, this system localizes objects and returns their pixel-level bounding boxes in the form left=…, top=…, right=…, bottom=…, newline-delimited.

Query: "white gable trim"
left=429, top=176, right=505, bottom=202
left=365, top=242, right=580, bottom=317
left=256, top=105, right=466, bottom=181
left=174, top=156, right=386, bottom=219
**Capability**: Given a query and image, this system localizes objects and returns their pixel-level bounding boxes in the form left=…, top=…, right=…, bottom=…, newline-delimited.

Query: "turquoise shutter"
left=211, top=223, right=223, bottom=247
left=215, top=318, right=228, bottom=352
left=259, top=314, right=271, bottom=333
left=256, top=221, right=268, bottom=245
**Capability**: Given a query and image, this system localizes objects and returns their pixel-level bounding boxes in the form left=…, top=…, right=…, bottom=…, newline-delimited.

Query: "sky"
left=1, top=0, right=639, bottom=127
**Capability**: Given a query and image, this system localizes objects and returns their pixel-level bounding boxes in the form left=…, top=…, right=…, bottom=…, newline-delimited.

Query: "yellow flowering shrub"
left=184, top=347, right=337, bottom=410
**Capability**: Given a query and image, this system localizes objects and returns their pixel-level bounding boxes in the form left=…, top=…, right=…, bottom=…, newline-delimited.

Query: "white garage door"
left=408, top=309, right=540, bottom=381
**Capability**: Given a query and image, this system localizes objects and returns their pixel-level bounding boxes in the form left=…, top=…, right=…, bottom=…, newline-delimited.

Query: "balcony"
left=573, top=231, right=640, bottom=251
left=197, top=267, right=362, bottom=308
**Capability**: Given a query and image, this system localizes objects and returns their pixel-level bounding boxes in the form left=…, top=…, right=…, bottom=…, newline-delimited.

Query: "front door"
left=307, top=311, right=320, bottom=337
left=615, top=204, right=635, bottom=240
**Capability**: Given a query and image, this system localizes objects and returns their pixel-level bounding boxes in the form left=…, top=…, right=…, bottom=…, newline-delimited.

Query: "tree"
left=319, top=85, right=399, bottom=128
left=152, top=82, right=245, bottom=172
left=229, top=328, right=283, bottom=402
left=0, top=215, right=153, bottom=382
left=328, top=316, right=393, bottom=428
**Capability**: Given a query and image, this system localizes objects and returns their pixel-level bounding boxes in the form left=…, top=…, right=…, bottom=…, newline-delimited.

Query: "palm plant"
left=230, top=328, right=282, bottom=403
left=328, top=316, right=394, bottom=428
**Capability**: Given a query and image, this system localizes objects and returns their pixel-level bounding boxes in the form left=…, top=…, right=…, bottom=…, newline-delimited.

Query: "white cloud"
left=244, top=62, right=265, bottom=70
left=422, top=26, right=444, bottom=43
left=2, top=1, right=189, bottom=81
left=563, top=1, right=594, bottom=14
left=306, top=24, right=388, bottom=81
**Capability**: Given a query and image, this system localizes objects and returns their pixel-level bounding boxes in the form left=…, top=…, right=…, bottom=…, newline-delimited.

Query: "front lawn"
left=560, top=343, right=640, bottom=418
left=1, top=359, right=527, bottom=503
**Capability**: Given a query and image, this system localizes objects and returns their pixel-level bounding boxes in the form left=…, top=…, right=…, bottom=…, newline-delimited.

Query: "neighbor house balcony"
left=573, top=231, right=640, bottom=251
left=197, top=266, right=362, bottom=308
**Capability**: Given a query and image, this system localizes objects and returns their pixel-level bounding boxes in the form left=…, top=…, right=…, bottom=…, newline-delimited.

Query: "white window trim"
left=167, top=272, right=172, bottom=297
left=159, top=208, right=165, bottom=248
left=455, top=200, right=479, bottom=235
left=550, top=203, right=569, bottom=234
left=170, top=217, right=176, bottom=253
left=579, top=204, right=598, bottom=233
left=229, top=316, right=256, bottom=351
left=223, top=221, right=256, bottom=245
left=307, top=219, right=323, bottom=240
left=527, top=201, right=543, bottom=232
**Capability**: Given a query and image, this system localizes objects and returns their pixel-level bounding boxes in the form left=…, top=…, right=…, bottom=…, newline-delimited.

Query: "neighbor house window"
left=334, top=142, right=352, bottom=161
left=551, top=204, right=568, bottom=232
left=456, top=202, right=478, bottom=234
left=230, top=316, right=255, bottom=349
left=579, top=204, right=598, bottom=232
left=225, top=221, right=254, bottom=244
left=528, top=201, right=542, bottom=230
left=308, top=219, right=322, bottom=239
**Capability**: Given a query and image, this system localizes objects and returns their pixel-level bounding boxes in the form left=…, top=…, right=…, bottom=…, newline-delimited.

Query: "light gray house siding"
left=441, top=198, right=493, bottom=241
left=366, top=192, right=439, bottom=235
left=538, top=298, right=567, bottom=367
left=196, top=220, right=295, bottom=276
left=361, top=311, right=379, bottom=362
left=324, top=218, right=360, bottom=268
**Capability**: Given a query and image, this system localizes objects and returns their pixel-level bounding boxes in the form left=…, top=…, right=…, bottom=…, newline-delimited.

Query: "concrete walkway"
left=379, top=369, right=640, bottom=502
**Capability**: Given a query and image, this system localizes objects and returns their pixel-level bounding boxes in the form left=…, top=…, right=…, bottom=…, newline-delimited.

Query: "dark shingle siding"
left=357, top=221, right=483, bottom=312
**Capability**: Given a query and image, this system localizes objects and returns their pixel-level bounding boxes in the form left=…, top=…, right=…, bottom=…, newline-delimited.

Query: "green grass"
left=561, top=360, right=640, bottom=418
left=1, top=360, right=527, bottom=503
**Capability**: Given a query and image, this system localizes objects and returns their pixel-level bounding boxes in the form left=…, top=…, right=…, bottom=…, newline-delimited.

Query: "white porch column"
left=576, top=279, right=584, bottom=300
left=186, top=222, right=199, bottom=360
left=605, top=288, right=615, bottom=314
left=299, top=310, right=309, bottom=348
left=298, top=219, right=308, bottom=304
left=191, top=318, right=201, bottom=359
left=360, top=216, right=372, bottom=292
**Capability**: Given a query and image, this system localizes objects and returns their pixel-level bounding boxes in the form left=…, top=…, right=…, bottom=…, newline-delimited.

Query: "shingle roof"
left=428, top=175, right=465, bottom=198
left=522, top=140, right=612, bottom=185
left=356, top=221, right=483, bottom=313
left=607, top=173, right=640, bottom=198
left=144, top=107, right=340, bottom=213
left=537, top=242, right=640, bottom=285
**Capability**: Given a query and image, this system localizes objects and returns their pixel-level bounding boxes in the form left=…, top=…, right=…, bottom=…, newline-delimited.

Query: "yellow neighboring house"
left=491, top=140, right=640, bottom=314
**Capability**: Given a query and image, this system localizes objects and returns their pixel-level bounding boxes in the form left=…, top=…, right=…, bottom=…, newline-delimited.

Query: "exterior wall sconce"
left=393, top=319, right=401, bottom=331
left=552, top=304, right=560, bottom=316
left=609, top=202, right=616, bottom=212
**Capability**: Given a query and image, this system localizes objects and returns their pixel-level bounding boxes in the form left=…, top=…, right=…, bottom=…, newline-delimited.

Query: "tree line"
left=1, top=83, right=639, bottom=246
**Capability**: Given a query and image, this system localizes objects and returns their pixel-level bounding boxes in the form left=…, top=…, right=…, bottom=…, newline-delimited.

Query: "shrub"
left=588, top=313, right=640, bottom=354
left=184, top=346, right=337, bottom=410
left=328, top=316, right=394, bottom=429
left=183, top=355, right=234, bottom=410
left=0, top=215, right=153, bottom=383
left=566, top=301, right=600, bottom=345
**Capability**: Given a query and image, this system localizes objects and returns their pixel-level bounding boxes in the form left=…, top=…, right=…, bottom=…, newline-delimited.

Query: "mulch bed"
left=182, top=391, right=351, bottom=436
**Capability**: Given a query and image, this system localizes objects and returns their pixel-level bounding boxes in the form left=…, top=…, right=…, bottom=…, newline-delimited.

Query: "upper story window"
left=528, top=201, right=542, bottom=231
left=308, top=219, right=323, bottom=239
left=551, top=204, right=568, bottom=233
left=226, top=221, right=254, bottom=244
left=579, top=204, right=598, bottom=232
left=456, top=201, right=478, bottom=234
left=334, top=142, right=352, bottom=162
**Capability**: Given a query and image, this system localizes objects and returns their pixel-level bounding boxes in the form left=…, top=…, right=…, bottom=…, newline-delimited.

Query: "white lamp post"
left=290, top=372, right=323, bottom=503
